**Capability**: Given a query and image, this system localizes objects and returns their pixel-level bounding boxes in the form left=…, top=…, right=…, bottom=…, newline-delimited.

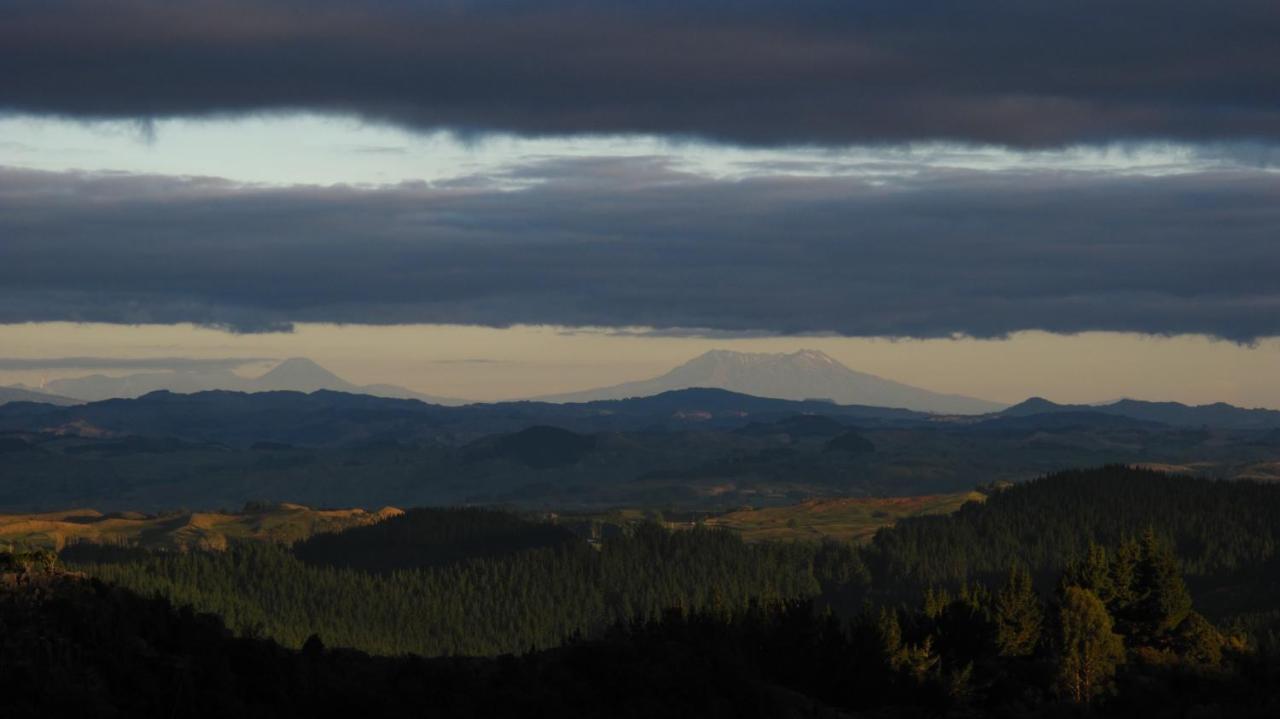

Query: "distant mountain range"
left=998, top=397, right=1280, bottom=430
left=0, top=386, right=80, bottom=406
left=5, top=353, right=1279, bottom=433
left=3, top=358, right=464, bottom=405
left=535, top=349, right=1005, bottom=414
left=4, top=384, right=1280, bottom=511
left=0, top=386, right=930, bottom=449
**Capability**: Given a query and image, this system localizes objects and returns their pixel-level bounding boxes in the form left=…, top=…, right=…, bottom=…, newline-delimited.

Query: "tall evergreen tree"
left=1128, top=528, right=1192, bottom=644
left=1107, top=537, right=1141, bottom=613
left=1061, top=543, right=1114, bottom=604
left=877, top=607, right=904, bottom=670
left=993, top=564, right=1042, bottom=657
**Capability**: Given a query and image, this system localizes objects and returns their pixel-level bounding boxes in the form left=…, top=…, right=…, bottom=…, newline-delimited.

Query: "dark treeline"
left=869, top=466, right=1280, bottom=584
left=10, top=532, right=1280, bottom=717
left=63, top=466, right=1280, bottom=659
left=291, top=507, right=579, bottom=572
left=66, top=523, right=821, bottom=656
left=863, top=466, right=1280, bottom=624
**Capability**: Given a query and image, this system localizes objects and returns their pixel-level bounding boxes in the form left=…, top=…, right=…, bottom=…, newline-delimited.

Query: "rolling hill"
left=1000, top=396, right=1280, bottom=429
left=0, top=386, right=932, bottom=449
left=0, top=502, right=402, bottom=552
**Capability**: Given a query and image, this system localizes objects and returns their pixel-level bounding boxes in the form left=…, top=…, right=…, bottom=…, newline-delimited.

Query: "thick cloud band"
left=3, top=0, right=1280, bottom=147
left=1, top=161, right=1277, bottom=340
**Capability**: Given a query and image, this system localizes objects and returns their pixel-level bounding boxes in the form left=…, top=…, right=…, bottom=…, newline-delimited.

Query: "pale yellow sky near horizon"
left=0, top=322, right=1277, bottom=409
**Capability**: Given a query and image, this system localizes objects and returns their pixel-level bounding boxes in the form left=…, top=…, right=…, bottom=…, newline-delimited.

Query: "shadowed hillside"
left=463, top=425, right=597, bottom=469
left=294, top=507, right=576, bottom=572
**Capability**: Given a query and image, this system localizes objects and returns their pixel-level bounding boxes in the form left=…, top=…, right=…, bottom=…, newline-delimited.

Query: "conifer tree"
left=877, top=607, right=905, bottom=670
left=1081, top=543, right=1115, bottom=603
left=1107, top=537, right=1141, bottom=613
left=922, top=586, right=950, bottom=620
left=1129, top=529, right=1192, bottom=644
left=994, top=564, right=1042, bottom=657
left=901, top=635, right=941, bottom=684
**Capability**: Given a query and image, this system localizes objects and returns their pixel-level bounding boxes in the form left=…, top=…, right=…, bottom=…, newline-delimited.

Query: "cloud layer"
left=3, top=0, right=1280, bottom=147
left=2, top=161, right=1278, bottom=340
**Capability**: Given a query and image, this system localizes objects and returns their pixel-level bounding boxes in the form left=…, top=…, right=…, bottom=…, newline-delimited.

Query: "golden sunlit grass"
left=0, top=505, right=403, bottom=552
left=703, top=491, right=985, bottom=543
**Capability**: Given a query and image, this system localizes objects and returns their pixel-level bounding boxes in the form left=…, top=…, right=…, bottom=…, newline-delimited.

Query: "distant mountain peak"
left=39, top=357, right=467, bottom=406
left=267, top=357, right=328, bottom=371
left=792, top=348, right=838, bottom=361
left=256, top=357, right=352, bottom=392
left=261, top=357, right=341, bottom=376
left=534, top=348, right=1005, bottom=414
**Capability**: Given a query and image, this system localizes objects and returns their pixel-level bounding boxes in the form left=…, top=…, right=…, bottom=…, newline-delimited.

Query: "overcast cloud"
left=3, top=0, right=1280, bottom=147
left=1, top=160, right=1277, bottom=340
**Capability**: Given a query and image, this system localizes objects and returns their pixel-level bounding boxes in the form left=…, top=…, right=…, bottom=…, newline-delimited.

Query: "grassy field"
left=1, top=489, right=987, bottom=552
left=0, top=503, right=402, bottom=552
left=702, top=491, right=986, bottom=543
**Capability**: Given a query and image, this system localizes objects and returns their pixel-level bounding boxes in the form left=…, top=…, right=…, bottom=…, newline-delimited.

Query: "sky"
left=2, top=323, right=1279, bottom=408
left=2, top=0, right=1279, bottom=407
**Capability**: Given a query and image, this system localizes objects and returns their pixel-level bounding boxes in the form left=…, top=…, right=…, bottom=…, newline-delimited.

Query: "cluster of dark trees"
left=291, top=507, right=580, bottom=572
left=65, top=520, right=821, bottom=656
left=15, top=466, right=1280, bottom=715
left=871, top=532, right=1236, bottom=710
left=868, top=467, right=1280, bottom=586
left=6, top=536, right=1280, bottom=717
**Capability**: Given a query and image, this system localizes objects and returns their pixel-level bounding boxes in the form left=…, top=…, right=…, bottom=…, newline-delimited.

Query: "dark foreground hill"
left=0, top=561, right=821, bottom=719
left=5, top=565, right=1279, bottom=718
left=10, top=467, right=1280, bottom=717
left=58, top=467, right=1280, bottom=658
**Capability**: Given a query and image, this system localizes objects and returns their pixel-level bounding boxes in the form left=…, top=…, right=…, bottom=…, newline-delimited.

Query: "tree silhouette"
left=1126, top=529, right=1192, bottom=644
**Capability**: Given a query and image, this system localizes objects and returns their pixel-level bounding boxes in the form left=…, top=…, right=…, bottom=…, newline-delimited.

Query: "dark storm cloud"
left=2, top=161, right=1278, bottom=341
left=0, top=357, right=272, bottom=371
left=3, top=0, right=1280, bottom=147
